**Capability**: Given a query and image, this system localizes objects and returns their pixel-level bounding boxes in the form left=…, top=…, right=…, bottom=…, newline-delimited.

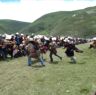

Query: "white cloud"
left=0, top=0, right=96, bottom=22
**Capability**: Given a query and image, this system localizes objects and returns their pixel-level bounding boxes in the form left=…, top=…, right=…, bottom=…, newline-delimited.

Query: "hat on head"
left=21, top=33, right=24, bottom=36
left=16, top=32, right=19, bottom=35
left=29, top=38, right=34, bottom=41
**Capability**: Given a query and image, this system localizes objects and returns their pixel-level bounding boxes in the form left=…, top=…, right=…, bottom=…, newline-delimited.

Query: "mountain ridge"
left=0, top=6, right=96, bottom=38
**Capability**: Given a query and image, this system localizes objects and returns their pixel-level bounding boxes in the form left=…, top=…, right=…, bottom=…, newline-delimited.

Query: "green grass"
left=0, top=43, right=96, bottom=95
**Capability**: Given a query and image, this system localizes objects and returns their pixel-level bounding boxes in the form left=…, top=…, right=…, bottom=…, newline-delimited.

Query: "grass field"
left=0, top=43, right=96, bottom=95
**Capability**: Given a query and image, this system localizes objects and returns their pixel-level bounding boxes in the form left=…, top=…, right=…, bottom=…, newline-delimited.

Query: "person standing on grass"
left=26, top=39, right=45, bottom=66
left=49, top=41, right=62, bottom=62
left=64, top=40, right=83, bottom=63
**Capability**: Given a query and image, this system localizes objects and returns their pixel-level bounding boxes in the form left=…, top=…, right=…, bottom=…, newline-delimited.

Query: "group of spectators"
left=0, top=33, right=88, bottom=65
left=0, top=33, right=29, bottom=60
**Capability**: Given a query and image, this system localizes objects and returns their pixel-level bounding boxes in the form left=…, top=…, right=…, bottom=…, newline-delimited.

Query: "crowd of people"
left=0, top=33, right=90, bottom=66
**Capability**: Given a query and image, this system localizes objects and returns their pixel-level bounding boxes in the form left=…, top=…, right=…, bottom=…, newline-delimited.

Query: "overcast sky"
left=0, top=0, right=96, bottom=22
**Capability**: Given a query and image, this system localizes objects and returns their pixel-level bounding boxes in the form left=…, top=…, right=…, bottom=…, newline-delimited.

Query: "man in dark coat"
left=64, top=41, right=83, bottom=63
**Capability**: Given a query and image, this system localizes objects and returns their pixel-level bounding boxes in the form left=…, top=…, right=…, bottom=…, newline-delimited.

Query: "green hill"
left=21, top=6, right=96, bottom=38
left=0, top=6, right=96, bottom=37
left=0, top=19, right=30, bottom=34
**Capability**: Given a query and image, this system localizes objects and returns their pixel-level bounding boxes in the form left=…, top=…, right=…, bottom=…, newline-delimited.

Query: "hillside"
left=0, top=19, right=30, bottom=34
left=21, top=6, right=96, bottom=38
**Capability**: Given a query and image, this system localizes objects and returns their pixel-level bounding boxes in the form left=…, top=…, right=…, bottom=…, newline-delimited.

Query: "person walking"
left=64, top=40, right=83, bottom=63
left=49, top=41, right=62, bottom=62
left=26, top=39, right=45, bottom=66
